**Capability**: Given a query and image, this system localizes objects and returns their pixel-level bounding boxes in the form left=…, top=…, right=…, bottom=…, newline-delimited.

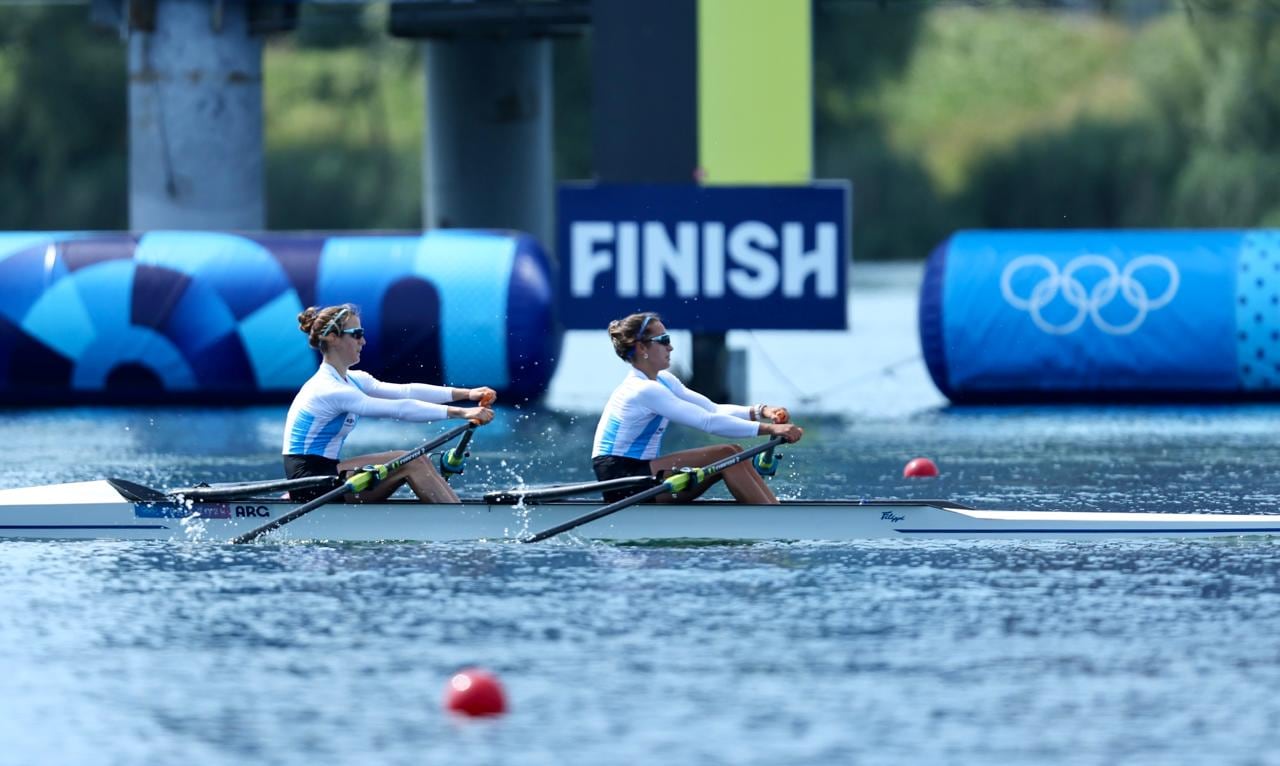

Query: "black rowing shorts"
left=283, top=453, right=340, bottom=502
left=592, top=455, right=657, bottom=504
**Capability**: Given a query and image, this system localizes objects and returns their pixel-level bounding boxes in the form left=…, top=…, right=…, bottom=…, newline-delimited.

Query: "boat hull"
left=2, top=480, right=1280, bottom=542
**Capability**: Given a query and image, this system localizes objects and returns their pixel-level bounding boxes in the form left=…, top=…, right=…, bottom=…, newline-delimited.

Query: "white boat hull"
left=3, top=480, right=1280, bottom=542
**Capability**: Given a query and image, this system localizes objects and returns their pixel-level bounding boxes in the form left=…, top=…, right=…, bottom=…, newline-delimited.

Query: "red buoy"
left=444, top=668, right=507, bottom=717
left=903, top=457, right=939, bottom=478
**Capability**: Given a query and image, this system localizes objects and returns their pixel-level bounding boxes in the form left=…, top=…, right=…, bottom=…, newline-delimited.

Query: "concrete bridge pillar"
left=422, top=38, right=554, bottom=251
left=128, top=0, right=264, bottom=230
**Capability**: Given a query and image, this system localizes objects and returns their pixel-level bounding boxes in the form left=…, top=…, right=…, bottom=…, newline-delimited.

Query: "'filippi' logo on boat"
left=570, top=221, right=839, bottom=300
left=1000, top=254, right=1179, bottom=335
left=135, top=502, right=231, bottom=519
left=880, top=511, right=905, bottom=523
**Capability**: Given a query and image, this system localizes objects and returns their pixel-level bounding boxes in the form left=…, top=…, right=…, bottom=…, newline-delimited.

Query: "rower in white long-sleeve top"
left=282, top=303, right=495, bottom=503
left=591, top=312, right=803, bottom=505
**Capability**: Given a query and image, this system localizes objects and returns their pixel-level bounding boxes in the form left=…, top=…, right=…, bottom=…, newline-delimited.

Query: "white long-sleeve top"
left=282, top=363, right=454, bottom=458
left=591, top=368, right=760, bottom=460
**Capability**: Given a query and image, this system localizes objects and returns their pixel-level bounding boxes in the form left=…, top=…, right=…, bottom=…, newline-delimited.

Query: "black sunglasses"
left=641, top=333, right=671, bottom=347
left=336, top=327, right=365, bottom=340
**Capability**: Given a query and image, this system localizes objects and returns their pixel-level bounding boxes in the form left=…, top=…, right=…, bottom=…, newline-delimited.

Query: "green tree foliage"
left=257, top=1, right=421, bottom=229
left=0, top=6, right=126, bottom=230
left=947, top=6, right=1280, bottom=241
left=814, top=5, right=943, bottom=261
left=5, top=2, right=1280, bottom=257
left=1155, top=5, right=1280, bottom=226
left=263, top=39, right=425, bottom=229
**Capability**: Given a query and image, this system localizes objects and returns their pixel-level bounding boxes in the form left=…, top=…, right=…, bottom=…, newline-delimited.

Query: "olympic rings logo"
left=999, top=254, right=1180, bottom=335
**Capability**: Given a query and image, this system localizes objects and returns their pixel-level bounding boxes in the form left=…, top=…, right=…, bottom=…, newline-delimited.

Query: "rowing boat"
left=2, top=477, right=1280, bottom=542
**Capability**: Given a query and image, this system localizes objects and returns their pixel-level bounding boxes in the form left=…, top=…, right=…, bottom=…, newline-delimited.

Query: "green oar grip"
left=440, top=424, right=476, bottom=482
left=349, top=463, right=391, bottom=493
left=665, top=472, right=694, bottom=494
left=347, top=471, right=376, bottom=493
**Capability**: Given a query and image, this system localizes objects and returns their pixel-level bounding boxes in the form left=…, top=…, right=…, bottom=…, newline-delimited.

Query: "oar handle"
left=753, top=447, right=780, bottom=477
left=440, top=425, right=477, bottom=480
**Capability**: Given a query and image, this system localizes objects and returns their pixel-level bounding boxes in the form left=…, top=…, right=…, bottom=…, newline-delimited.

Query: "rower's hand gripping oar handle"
left=522, top=436, right=786, bottom=544
left=441, top=391, right=493, bottom=480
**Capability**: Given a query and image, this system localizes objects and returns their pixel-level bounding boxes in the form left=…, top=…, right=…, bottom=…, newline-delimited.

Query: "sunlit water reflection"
left=4, top=264, right=1279, bottom=763
left=3, top=404, right=1280, bottom=764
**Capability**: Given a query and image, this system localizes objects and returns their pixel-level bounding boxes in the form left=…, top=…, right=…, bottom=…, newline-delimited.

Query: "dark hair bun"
left=297, top=306, right=320, bottom=335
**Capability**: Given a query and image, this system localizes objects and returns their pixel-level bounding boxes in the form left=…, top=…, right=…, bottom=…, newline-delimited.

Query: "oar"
left=230, top=422, right=475, bottom=544
left=753, top=445, right=780, bottom=476
left=439, top=426, right=474, bottom=481
left=440, top=391, right=494, bottom=481
left=522, top=436, right=785, bottom=544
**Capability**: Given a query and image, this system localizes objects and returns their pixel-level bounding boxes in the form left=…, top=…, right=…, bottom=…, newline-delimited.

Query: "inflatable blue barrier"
left=0, top=230, right=559, bottom=403
left=919, top=230, right=1280, bottom=403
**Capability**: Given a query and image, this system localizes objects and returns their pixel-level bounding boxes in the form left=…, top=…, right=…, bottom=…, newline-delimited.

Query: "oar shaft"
left=230, top=422, right=475, bottom=544
left=522, top=482, right=671, bottom=543
left=522, top=436, right=785, bottom=544
left=698, top=438, right=782, bottom=477
left=227, top=480, right=356, bottom=544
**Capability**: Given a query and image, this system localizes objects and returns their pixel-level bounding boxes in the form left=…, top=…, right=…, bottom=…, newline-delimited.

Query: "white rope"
left=744, top=330, right=922, bottom=406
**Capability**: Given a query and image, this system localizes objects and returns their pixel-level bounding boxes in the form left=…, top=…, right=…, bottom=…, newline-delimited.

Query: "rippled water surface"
left=5, top=406, right=1280, bottom=765
left=5, top=266, right=1280, bottom=764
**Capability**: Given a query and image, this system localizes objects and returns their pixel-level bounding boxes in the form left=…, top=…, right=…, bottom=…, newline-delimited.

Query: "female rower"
left=283, top=303, right=495, bottom=503
left=592, top=312, right=803, bottom=504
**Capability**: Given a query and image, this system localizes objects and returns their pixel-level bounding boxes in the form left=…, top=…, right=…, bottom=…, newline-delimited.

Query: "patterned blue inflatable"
left=920, top=230, right=1280, bottom=403
left=0, top=231, right=559, bottom=403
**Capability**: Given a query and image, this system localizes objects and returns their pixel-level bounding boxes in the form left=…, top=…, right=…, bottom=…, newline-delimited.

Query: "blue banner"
left=557, top=183, right=851, bottom=330
left=917, top=230, right=1274, bottom=403
left=0, top=230, right=560, bottom=404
